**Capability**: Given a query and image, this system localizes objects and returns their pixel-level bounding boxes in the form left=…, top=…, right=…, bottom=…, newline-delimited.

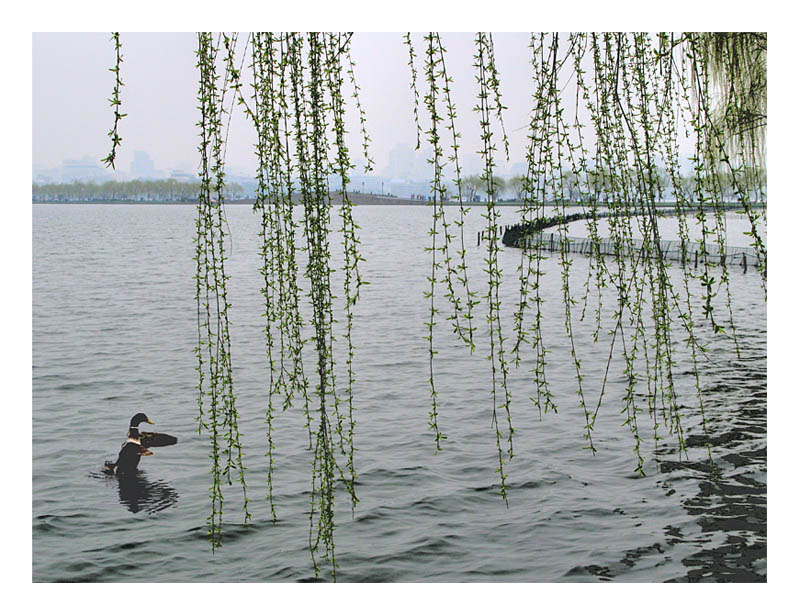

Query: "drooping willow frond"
left=101, top=32, right=125, bottom=169
left=694, top=32, right=767, bottom=162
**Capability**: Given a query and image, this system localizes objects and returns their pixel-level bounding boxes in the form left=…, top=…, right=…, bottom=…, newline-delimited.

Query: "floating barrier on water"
left=497, top=207, right=765, bottom=271
left=504, top=230, right=759, bottom=270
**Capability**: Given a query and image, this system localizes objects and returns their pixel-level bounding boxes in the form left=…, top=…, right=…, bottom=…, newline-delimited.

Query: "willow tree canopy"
left=103, top=31, right=766, bottom=581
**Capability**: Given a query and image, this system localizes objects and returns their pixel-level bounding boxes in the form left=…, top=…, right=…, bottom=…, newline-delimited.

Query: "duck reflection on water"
left=106, top=471, right=179, bottom=514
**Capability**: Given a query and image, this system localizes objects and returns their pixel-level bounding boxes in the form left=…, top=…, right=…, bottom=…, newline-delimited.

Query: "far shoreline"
left=32, top=196, right=763, bottom=209
left=32, top=192, right=497, bottom=206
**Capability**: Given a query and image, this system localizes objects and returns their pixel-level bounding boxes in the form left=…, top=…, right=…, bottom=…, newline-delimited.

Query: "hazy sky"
left=33, top=32, right=540, bottom=177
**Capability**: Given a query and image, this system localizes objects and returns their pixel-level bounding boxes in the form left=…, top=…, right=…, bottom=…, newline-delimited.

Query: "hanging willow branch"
left=474, top=31, right=514, bottom=502
left=245, top=31, right=366, bottom=580
left=194, top=32, right=250, bottom=549
left=101, top=32, right=125, bottom=169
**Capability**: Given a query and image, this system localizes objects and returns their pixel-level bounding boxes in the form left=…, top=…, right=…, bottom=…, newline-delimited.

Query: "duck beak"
left=146, top=419, right=154, bottom=424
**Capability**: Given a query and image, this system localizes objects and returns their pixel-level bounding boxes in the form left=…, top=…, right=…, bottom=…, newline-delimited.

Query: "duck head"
left=130, top=413, right=155, bottom=427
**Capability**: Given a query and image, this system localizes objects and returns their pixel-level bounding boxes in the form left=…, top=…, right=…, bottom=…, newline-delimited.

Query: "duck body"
left=108, top=440, right=151, bottom=475
left=104, top=413, right=177, bottom=476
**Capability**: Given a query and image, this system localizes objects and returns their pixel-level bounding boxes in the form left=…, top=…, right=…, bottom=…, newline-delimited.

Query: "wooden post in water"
left=694, top=250, right=698, bottom=268
left=743, top=253, right=748, bottom=273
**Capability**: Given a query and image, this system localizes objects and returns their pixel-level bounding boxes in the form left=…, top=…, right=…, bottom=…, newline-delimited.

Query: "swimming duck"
left=104, top=413, right=178, bottom=476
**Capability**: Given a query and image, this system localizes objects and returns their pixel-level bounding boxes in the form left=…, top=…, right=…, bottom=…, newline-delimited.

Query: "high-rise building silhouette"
left=130, top=151, right=156, bottom=178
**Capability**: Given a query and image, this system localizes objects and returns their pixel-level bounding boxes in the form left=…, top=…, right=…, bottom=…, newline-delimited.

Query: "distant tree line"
left=32, top=179, right=245, bottom=203
left=33, top=169, right=764, bottom=205
left=450, top=166, right=765, bottom=204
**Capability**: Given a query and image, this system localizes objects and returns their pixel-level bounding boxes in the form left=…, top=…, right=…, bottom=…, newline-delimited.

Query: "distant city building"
left=131, top=150, right=156, bottom=178
left=33, top=168, right=61, bottom=184
left=382, top=142, right=438, bottom=184
left=387, top=179, right=432, bottom=199
left=170, top=170, right=198, bottom=183
left=461, top=152, right=483, bottom=177
left=61, top=156, right=108, bottom=182
left=384, top=143, right=415, bottom=180
left=510, top=162, right=527, bottom=177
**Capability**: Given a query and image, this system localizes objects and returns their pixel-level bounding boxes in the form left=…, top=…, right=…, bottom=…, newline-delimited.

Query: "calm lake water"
left=32, top=203, right=766, bottom=582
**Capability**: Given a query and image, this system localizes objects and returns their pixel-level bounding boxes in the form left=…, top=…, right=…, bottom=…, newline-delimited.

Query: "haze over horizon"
left=33, top=32, right=544, bottom=182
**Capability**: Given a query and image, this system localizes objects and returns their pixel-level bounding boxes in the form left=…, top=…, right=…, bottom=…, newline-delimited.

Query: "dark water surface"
left=32, top=204, right=766, bottom=582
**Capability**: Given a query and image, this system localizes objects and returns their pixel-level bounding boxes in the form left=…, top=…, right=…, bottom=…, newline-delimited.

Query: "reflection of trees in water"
left=98, top=471, right=179, bottom=514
